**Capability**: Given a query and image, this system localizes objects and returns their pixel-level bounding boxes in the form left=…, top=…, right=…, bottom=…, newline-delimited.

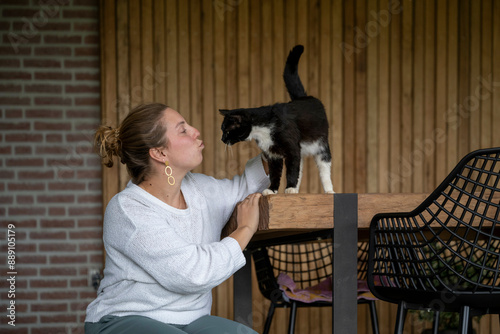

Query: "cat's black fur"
left=220, top=45, right=333, bottom=194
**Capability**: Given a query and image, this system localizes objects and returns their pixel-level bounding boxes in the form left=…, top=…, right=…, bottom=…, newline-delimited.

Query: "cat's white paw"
left=285, top=187, right=299, bottom=194
left=326, top=190, right=335, bottom=194
left=262, top=189, right=278, bottom=196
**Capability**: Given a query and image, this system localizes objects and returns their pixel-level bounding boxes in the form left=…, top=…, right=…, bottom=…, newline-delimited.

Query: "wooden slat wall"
left=99, top=0, right=500, bottom=333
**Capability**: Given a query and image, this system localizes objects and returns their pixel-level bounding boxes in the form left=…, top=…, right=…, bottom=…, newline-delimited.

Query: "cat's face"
left=220, top=110, right=252, bottom=146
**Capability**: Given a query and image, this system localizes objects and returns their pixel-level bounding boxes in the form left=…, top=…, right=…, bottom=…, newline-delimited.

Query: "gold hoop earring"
left=164, top=161, right=175, bottom=186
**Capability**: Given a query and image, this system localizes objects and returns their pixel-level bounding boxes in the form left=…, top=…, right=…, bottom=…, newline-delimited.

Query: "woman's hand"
left=236, top=193, right=262, bottom=233
left=230, top=193, right=262, bottom=250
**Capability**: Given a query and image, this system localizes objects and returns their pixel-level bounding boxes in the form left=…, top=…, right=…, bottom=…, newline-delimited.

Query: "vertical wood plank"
left=366, top=0, right=379, bottom=194
left=400, top=0, right=413, bottom=193
left=435, top=0, right=448, bottom=183
left=331, top=0, right=343, bottom=194
left=165, top=0, right=178, bottom=110
left=153, top=0, right=166, bottom=103
left=412, top=0, right=424, bottom=193
left=202, top=0, right=215, bottom=177
left=378, top=0, right=390, bottom=194
left=190, top=0, right=202, bottom=174
left=128, top=0, right=142, bottom=106
left=469, top=0, right=481, bottom=152
left=141, top=0, right=154, bottom=103
left=481, top=0, right=492, bottom=148
left=423, top=0, right=436, bottom=192
left=458, top=0, right=471, bottom=157
left=177, top=0, right=190, bottom=122
left=493, top=0, right=500, bottom=147
left=446, top=0, right=459, bottom=171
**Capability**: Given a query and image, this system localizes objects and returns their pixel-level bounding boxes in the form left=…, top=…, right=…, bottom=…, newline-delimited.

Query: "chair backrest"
left=251, top=230, right=372, bottom=301
left=368, top=147, right=500, bottom=307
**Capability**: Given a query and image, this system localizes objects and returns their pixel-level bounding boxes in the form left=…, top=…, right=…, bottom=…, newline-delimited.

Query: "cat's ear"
left=220, top=109, right=243, bottom=123
left=219, top=109, right=231, bottom=116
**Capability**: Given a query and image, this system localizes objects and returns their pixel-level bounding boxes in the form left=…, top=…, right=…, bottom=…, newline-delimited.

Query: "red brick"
left=75, top=72, right=99, bottom=80
left=38, top=194, right=75, bottom=203
left=30, top=231, right=66, bottom=239
left=75, top=46, right=99, bottom=56
left=73, top=22, right=98, bottom=31
left=46, top=133, right=63, bottom=142
left=39, top=290, right=78, bottom=300
left=63, top=9, right=98, bottom=18
left=0, top=146, right=12, bottom=154
left=9, top=207, right=46, bottom=216
left=13, top=22, right=71, bottom=31
left=26, top=109, right=63, bottom=118
left=16, top=195, right=34, bottom=204
left=32, top=303, right=68, bottom=312
left=24, top=59, right=61, bottom=68
left=0, top=71, right=32, bottom=80
left=4, top=109, right=22, bottom=117
left=49, top=207, right=66, bottom=215
left=0, top=83, right=22, bottom=92
left=70, top=230, right=101, bottom=239
left=41, top=314, right=77, bottom=323
left=18, top=170, right=54, bottom=179
left=64, top=59, right=99, bottom=68
left=34, top=97, right=72, bottom=106
left=79, top=243, right=102, bottom=251
left=78, top=219, right=102, bottom=228
left=42, top=219, right=75, bottom=229
left=5, top=133, right=43, bottom=142
left=32, top=328, right=67, bottom=334
left=44, top=35, right=82, bottom=44
left=50, top=255, right=87, bottom=264
left=30, top=280, right=68, bottom=289
left=35, top=46, right=72, bottom=56
left=36, top=146, right=70, bottom=154
left=0, top=96, right=31, bottom=105
left=84, top=35, right=99, bottom=44
left=0, top=58, right=20, bottom=67
left=25, top=84, right=62, bottom=93
left=0, top=195, right=13, bottom=204
left=69, top=206, right=101, bottom=216
left=65, top=84, right=100, bottom=93
left=3, top=33, right=41, bottom=44
left=70, top=278, right=88, bottom=288
left=16, top=254, right=47, bottom=264
left=66, top=109, right=99, bottom=118
left=0, top=170, right=15, bottom=178
left=40, top=267, right=77, bottom=276
left=40, top=241, right=77, bottom=250
left=2, top=8, right=40, bottom=17
left=76, top=170, right=100, bottom=179
left=0, top=46, right=31, bottom=56
left=75, top=97, right=100, bottom=106
left=6, top=158, right=44, bottom=167
left=15, top=146, right=32, bottom=154
left=35, top=72, right=72, bottom=80
left=34, top=121, right=71, bottom=130
left=15, top=291, right=38, bottom=300
left=0, top=121, right=30, bottom=130
left=1, top=219, right=36, bottom=228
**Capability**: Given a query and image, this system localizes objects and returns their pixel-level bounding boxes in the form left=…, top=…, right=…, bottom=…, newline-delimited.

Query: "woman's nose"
left=192, top=126, right=200, bottom=139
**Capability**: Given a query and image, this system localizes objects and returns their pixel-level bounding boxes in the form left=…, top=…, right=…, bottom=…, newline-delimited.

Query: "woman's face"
left=162, top=108, right=204, bottom=171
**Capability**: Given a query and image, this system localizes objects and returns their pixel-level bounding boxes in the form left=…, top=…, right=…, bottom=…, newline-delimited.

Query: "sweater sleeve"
left=125, top=221, right=246, bottom=295
left=213, top=154, right=270, bottom=222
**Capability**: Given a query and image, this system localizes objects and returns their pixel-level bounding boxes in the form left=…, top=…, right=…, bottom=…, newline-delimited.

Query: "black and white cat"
left=220, top=45, right=334, bottom=195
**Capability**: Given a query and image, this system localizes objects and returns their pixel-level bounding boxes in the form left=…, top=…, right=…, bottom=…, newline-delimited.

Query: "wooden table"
left=232, top=192, right=428, bottom=334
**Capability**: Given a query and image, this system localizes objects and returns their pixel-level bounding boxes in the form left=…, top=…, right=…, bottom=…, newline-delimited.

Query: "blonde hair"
left=94, top=103, right=169, bottom=184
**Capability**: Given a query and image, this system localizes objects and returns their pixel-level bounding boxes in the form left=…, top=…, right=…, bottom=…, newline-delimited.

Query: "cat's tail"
left=283, top=45, right=307, bottom=100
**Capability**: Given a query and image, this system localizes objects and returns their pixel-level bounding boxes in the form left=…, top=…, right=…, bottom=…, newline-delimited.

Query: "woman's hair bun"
left=94, top=125, right=121, bottom=168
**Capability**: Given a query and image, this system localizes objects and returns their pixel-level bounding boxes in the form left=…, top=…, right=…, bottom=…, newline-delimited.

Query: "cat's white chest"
left=248, top=126, right=274, bottom=151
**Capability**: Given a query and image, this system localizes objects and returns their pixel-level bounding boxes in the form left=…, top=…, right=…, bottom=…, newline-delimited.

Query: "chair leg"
left=394, top=301, right=408, bottom=334
left=432, top=311, right=440, bottom=334
left=262, top=303, right=276, bottom=334
left=368, top=301, right=380, bottom=334
left=459, top=305, right=470, bottom=334
left=287, top=302, right=298, bottom=334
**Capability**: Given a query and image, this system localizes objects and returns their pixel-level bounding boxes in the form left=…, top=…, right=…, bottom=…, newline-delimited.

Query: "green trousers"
left=85, top=315, right=258, bottom=334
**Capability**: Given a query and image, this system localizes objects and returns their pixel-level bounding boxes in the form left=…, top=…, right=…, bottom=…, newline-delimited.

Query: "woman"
left=85, top=103, right=269, bottom=333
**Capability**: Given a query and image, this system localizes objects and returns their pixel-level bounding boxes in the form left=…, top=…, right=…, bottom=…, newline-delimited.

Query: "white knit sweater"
left=85, top=155, right=269, bottom=325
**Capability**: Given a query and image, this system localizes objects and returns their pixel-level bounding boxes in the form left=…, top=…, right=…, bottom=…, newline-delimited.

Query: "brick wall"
left=0, top=0, right=102, bottom=333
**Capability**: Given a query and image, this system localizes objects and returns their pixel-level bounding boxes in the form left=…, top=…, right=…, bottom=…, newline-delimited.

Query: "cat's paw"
left=326, top=190, right=335, bottom=194
left=285, top=187, right=299, bottom=194
left=262, top=189, right=278, bottom=196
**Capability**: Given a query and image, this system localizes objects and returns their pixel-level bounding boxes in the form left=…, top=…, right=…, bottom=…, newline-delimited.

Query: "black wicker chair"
left=367, top=147, right=500, bottom=334
left=249, top=230, right=379, bottom=334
